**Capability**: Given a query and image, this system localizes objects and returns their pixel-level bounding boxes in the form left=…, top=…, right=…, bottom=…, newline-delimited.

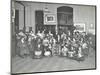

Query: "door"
left=35, top=10, right=44, bottom=33
left=57, top=6, right=73, bottom=34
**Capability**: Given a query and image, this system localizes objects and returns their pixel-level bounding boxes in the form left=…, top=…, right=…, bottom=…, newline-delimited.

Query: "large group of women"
left=16, top=29, right=93, bottom=61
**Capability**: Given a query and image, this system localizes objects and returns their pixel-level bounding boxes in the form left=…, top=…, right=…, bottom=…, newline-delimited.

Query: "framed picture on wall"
left=44, top=13, right=56, bottom=25
left=74, top=23, right=86, bottom=32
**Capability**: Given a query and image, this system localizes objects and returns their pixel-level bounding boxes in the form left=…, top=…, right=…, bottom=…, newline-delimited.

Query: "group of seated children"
left=16, top=29, right=91, bottom=61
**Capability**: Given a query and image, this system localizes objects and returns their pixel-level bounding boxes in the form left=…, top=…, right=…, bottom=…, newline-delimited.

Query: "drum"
left=44, top=51, right=51, bottom=56
left=34, top=50, right=42, bottom=58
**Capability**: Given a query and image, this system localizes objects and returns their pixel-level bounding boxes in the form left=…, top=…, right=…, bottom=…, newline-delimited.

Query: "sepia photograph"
left=11, top=0, right=96, bottom=74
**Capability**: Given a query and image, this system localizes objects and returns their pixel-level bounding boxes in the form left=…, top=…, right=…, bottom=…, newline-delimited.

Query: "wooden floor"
left=11, top=49, right=95, bottom=74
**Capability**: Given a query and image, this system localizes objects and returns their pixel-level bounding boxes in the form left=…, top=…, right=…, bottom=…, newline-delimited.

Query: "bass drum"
left=33, top=50, right=43, bottom=58
left=44, top=50, right=52, bottom=57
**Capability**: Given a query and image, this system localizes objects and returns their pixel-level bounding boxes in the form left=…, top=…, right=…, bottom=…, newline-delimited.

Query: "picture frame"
left=74, top=23, right=86, bottom=32
left=44, top=13, right=56, bottom=25
left=11, top=0, right=96, bottom=74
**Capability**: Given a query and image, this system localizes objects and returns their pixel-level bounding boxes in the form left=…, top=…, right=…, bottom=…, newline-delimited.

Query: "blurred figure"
left=18, top=34, right=29, bottom=58
left=16, top=30, right=27, bottom=57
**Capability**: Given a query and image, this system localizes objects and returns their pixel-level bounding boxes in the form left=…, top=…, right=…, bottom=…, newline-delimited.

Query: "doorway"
left=57, top=6, right=74, bottom=35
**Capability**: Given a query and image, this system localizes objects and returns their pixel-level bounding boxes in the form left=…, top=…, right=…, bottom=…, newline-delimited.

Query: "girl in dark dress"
left=19, top=36, right=29, bottom=58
